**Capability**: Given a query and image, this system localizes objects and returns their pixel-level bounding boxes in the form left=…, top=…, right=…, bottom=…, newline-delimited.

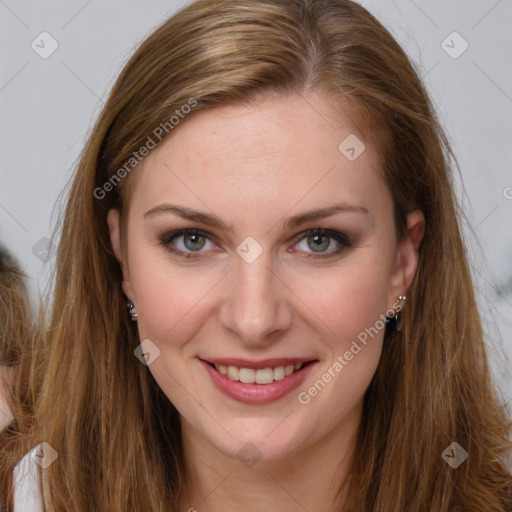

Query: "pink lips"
left=200, top=358, right=317, bottom=404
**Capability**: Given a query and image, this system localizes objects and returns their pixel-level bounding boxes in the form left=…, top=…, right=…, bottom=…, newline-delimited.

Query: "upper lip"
left=200, top=357, right=317, bottom=369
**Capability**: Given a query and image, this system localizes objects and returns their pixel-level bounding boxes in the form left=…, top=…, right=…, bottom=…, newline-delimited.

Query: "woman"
left=0, top=245, right=39, bottom=510
left=0, top=247, right=23, bottom=432
left=1, top=0, right=511, bottom=510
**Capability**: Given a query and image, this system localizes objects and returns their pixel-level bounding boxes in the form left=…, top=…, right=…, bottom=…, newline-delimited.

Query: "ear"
left=388, top=210, right=425, bottom=305
left=107, top=208, right=134, bottom=300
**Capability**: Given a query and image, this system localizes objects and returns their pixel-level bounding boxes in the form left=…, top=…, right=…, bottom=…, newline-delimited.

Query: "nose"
left=218, top=251, right=294, bottom=347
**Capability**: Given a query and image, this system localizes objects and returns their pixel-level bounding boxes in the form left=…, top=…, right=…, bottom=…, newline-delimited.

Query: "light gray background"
left=1, top=1, right=511, bottom=402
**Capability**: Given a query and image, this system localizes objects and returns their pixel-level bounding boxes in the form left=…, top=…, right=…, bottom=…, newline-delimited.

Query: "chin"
left=204, top=417, right=310, bottom=464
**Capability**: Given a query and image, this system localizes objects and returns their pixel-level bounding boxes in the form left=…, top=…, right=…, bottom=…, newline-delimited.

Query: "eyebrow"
left=143, top=202, right=369, bottom=231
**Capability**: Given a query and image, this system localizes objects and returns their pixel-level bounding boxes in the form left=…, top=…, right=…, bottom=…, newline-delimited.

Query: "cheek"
left=289, top=255, right=391, bottom=403
left=130, top=264, right=217, bottom=346
left=126, top=237, right=233, bottom=360
left=127, top=255, right=220, bottom=412
left=293, top=266, right=389, bottom=427
left=129, top=243, right=393, bottom=349
left=292, top=258, right=391, bottom=345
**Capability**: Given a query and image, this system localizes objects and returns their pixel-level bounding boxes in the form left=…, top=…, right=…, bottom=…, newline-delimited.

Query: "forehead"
left=127, top=93, right=390, bottom=226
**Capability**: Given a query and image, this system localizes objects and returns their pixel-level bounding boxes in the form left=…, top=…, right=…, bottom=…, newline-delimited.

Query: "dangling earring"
left=394, top=295, right=407, bottom=331
left=126, top=300, right=138, bottom=321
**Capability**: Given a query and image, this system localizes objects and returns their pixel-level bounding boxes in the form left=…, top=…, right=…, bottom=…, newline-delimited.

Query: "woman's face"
left=108, top=92, right=423, bottom=462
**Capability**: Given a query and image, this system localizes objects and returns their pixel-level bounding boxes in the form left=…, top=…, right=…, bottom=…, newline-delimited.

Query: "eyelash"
left=159, top=228, right=352, bottom=260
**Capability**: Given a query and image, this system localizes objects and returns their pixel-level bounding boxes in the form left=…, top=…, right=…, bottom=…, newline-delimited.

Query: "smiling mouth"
left=204, top=361, right=317, bottom=385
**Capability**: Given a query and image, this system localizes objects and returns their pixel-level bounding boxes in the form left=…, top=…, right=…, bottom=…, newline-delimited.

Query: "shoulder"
left=0, top=364, right=15, bottom=430
left=12, top=443, right=44, bottom=512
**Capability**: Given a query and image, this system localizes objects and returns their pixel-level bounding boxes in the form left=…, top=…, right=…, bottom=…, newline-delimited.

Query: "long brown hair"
left=0, top=246, right=38, bottom=497
left=2, top=0, right=511, bottom=510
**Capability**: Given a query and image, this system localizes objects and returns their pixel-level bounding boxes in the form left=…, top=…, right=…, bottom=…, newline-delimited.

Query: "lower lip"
left=200, top=360, right=317, bottom=404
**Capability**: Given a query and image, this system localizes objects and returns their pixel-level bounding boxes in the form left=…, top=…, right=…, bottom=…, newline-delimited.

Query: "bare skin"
left=0, top=365, right=15, bottom=431
left=108, top=92, right=424, bottom=511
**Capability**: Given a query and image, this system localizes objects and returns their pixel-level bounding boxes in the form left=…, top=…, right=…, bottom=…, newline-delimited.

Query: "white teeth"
left=255, top=368, right=274, bottom=384
left=214, top=362, right=305, bottom=384
left=239, top=368, right=255, bottom=383
left=273, top=366, right=285, bottom=381
left=227, top=365, right=239, bottom=381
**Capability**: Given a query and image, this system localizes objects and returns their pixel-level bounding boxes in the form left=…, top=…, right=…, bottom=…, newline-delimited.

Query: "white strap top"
left=12, top=443, right=44, bottom=512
